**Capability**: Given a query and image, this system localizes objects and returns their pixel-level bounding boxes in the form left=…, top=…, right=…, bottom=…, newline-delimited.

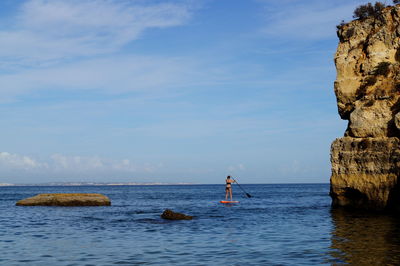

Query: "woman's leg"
left=229, top=188, right=233, bottom=201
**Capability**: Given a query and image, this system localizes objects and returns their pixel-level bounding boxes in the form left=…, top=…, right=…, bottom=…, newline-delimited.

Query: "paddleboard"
left=220, top=200, right=239, bottom=204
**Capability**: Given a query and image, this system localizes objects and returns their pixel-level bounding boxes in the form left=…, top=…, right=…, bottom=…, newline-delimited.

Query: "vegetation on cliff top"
left=337, top=1, right=400, bottom=30
left=353, top=2, right=386, bottom=19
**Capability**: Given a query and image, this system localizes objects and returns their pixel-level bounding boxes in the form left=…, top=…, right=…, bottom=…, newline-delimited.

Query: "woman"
left=225, top=175, right=236, bottom=201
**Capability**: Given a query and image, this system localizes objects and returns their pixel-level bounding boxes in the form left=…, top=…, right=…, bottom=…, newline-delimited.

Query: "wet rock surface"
left=161, top=209, right=193, bottom=220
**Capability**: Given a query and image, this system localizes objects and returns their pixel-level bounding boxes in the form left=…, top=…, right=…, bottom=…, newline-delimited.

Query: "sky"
left=0, top=0, right=372, bottom=184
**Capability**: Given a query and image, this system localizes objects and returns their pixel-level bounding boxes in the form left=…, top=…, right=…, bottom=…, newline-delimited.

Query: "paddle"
left=234, top=180, right=252, bottom=198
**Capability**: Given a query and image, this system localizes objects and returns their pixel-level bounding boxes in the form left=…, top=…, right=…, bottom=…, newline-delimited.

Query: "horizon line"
left=0, top=182, right=330, bottom=186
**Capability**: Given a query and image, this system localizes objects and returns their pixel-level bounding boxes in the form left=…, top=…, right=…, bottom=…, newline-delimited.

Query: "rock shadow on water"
left=135, top=218, right=170, bottom=224
left=329, top=208, right=400, bottom=265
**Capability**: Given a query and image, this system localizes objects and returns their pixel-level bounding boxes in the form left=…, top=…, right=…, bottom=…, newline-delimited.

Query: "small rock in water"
left=16, top=193, right=111, bottom=206
left=161, top=209, right=193, bottom=220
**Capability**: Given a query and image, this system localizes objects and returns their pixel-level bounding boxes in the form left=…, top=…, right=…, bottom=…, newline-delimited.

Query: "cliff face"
left=331, top=6, right=400, bottom=211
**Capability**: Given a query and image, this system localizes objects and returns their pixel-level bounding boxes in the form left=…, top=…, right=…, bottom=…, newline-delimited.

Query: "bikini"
left=226, top=180, right=232, bottom=190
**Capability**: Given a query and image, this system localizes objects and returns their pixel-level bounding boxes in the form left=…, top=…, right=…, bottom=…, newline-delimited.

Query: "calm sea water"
left=1, top=184, right=400, bottom=265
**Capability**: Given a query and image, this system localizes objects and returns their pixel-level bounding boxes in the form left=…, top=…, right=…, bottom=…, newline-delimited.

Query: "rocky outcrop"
left=16, top=193, right=111, bottom=206
left=331, top=5, right=400, bottom=211
left=161, top=209, right=193, bottom=220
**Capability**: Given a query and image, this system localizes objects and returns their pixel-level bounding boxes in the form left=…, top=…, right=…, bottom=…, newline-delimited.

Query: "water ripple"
left=3, top=184, right=398, bottom=265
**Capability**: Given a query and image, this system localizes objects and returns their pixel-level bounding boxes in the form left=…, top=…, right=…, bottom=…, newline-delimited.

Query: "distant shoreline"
left=0, top=182, right=196, bottom=186
left=0, top=182, right=329, bottom=186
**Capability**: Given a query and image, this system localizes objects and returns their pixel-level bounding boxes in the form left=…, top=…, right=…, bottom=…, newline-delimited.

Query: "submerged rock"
left=16, top=193, right=111, bottom=206
left=331, top=5, right=400, bottom=211
left=161, top=209, right=193, bottom=220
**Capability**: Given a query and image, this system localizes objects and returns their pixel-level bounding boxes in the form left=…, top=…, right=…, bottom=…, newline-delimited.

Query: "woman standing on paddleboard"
left=225, top=176, right=236, bottom=201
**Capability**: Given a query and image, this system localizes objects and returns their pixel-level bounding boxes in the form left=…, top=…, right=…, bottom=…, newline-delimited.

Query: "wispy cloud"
left=50, top=153, right=157, bottom=173
left=0, top=55, right=200, bottom=100
left=0, top=152, right=160, bottom=180
left=260, top=0, right=365, bottom=40
left=0, top=53, right=279, bottom=101
left=0, top=0, right=345, bottom=184
left=0, top=0, right=194, bottom=67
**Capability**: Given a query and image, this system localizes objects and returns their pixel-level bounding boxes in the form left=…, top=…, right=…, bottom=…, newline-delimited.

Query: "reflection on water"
left=330, top=208, right=400, bottom=265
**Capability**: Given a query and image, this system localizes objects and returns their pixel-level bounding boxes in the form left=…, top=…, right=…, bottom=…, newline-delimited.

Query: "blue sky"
left=0, top=0, right=370, bottom=184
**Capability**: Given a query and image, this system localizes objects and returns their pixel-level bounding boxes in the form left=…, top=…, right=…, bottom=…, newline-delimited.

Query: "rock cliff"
left=331, top=5, right=400, bottom=211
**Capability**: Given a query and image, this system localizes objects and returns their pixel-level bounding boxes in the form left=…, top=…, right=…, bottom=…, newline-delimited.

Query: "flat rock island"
left=16, top=193, right=111, bottom=206
left=331, top=4, right=400, bottom=211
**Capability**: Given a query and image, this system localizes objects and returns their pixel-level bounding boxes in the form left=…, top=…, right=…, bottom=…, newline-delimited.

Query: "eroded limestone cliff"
left=331, top=5, right=400, bottom=211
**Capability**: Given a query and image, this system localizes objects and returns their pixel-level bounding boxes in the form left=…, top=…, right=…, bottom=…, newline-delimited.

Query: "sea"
left=1, top=183, right=400, bottom=265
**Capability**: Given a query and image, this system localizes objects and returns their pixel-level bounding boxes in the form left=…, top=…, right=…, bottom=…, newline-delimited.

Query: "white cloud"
left=49, top=153, right=157, bottom=173
left=0, top=0, right=193, bottom=65
left=0, top=152, right=159, bottom=176
left=0, top=152, right=46, bottom=170
left=227, top=163, right=245, bottom=173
